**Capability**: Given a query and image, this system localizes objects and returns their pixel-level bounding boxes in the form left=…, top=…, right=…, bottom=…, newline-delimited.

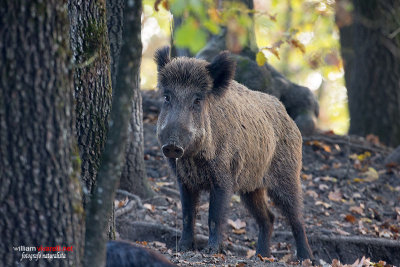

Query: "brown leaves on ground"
left=228, top=218, right=246, bottom=234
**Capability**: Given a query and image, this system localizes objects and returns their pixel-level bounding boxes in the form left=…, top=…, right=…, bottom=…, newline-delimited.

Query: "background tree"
left=0, top=0, right=83, bottom=265
left=337, top=0, right=400, bottom=147
left=118, top=0, right=153, bottom=198
left=107, top=0, right=153, bottom=199
left=68, top=0, right=113, bottom=204
left=84, top=0, right=144, bottom=265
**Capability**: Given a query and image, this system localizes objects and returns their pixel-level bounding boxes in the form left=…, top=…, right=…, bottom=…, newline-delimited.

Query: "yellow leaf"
left=256, top=51, right=267, bottom=66
left=362, top=167, right=379, bottom=182
left=357, top=151, right=371, bottom=161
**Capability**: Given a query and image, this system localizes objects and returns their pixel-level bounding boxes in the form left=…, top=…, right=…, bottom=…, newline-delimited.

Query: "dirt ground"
left=115, top=107, right=400, bottom=267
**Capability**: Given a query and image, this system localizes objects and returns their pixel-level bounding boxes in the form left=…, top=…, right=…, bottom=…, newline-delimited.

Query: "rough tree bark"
left=338, top=0, right=400, bottom=147
left=0, top=0, right=83, bottom=265
left=68, top=0, right=113, bottom=204
left=84, top=0, right=143, bottom=265
left=111, top=0, right=154, bottom=199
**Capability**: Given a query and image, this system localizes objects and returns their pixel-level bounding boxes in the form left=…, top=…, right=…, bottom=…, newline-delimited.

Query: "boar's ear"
left=206, top=51, right=236, bottom=96
left=154, top=46, right=171, bottom=71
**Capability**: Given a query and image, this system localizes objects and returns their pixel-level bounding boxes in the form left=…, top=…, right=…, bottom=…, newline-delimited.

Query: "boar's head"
left=154, top=46, right=236, bottom=159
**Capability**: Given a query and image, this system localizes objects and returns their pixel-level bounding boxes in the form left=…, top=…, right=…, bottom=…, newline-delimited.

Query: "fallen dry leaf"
left=345, top=214, right=357, bottom=224
left=315, top=201, right=331, bottom=209
left=336, top=228, right=350, bottom=236
left=328, top=191, right=343, bottom=202
left=155, top=181, right=174, bottom=187
left=305, top=190, right=318, bottom=199
left=321, top=176, right=338, bottom=182
left=212, top=253, right=225, bottom=260
left=227, top=218, right=246, bottom=230
left=301, top=173, right=312, bottom=180
left=366, top=134, right=380, bottom=145
left=246, top=249, right=256, bottom=259
left=305, top=140, right=331, bottom=152
left=257, top=254, right=274, bottom=262
left=350, top=206, right=364, bottom=215
left=116, top=197, right=128, bottom=208
left=302, top=259, right=313, bottom=267
left=232, top=228, right=246, bottom=235
left=143, top=203, right=155, bottom=212
left=319, top=184, right=329, bottom=191
left=331, top=258, right=342, bottom=267
left=362, top=167, right=379, bottom=182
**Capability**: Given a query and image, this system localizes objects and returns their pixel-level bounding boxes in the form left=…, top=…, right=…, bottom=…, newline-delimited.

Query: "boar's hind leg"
left=241, top=188, right=275, bottom=257
left=178, top=181, right=200, bottom=251
left=267, top=185, right=313, bottom=260
left=206, top=184, right=232, bottom=254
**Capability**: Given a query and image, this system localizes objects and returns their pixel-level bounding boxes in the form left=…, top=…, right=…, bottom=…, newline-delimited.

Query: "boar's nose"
left=162, top=144, right=184, bottom=158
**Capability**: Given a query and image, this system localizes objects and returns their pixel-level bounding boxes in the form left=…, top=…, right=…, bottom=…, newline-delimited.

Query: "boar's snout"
left=162, top=144, right=184, bottom=158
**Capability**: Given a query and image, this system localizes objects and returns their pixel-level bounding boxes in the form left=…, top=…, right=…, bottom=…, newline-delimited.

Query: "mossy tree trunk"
left=0, top=0, right=83, bottom=265
left=84, top=0, right=144, bottom=265
left=68, top=0, right=113, bottom=205
left=338, top=0, right=400, bottom=147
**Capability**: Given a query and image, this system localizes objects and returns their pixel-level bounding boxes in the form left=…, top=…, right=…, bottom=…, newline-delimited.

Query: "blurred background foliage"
left=141, top=0, right=349, bottom=134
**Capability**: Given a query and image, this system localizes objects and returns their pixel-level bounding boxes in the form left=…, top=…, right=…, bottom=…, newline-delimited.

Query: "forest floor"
left=115, top=100, right=400, bottom=267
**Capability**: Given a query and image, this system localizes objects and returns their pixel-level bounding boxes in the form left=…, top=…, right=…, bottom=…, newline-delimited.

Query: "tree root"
left=303, top=133, right=393, bottom=154
left=116, top=221, right=250, bottom=256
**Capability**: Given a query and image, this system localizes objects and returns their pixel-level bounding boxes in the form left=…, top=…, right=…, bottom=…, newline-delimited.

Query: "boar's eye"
left=193, top=98, right=201, bottom=106
left=164, top=95, right=170, bottom=103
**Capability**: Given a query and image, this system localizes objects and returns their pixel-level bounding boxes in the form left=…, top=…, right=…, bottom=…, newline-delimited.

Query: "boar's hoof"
left=162, top=144, right=184, bottom=158
left=178, top=238, right=195, bottom=252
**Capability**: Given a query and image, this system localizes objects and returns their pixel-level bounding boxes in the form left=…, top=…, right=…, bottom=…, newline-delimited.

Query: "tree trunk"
left=68, top=0, right=113, bottom=204
left=0, top=1, right=83, bottom=266
left=339, top=0, right=400, bottom=147
left=106, top=0, right=124, bottom=89
left=117, top=0, right=154, bottom=199
left=84, top=0, right=143, bottom=265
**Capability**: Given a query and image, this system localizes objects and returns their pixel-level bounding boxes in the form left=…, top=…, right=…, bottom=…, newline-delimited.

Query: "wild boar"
left=106, top=241, right=176, bottom=267
left=154, top=46, right=313, bottom=260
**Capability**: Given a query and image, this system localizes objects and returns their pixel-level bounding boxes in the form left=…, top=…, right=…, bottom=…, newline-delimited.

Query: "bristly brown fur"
left=206, top=51, right=236, bottom=96
left=154, top=46, right=171, bottom=71
left=154, top=47, right=236, bottom=96
left=158, top=57, right=213, bottom=92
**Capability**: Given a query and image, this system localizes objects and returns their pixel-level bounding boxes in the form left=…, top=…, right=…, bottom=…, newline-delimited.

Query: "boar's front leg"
left=178, top=180, right=200, bottom=251
left=205, top=184, right=232, bottom=254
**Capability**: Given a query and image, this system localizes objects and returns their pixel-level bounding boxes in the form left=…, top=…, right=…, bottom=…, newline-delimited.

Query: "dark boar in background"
left=106, top=241, right=176, bottom=267
left=154, top=46, right=313, bottom=260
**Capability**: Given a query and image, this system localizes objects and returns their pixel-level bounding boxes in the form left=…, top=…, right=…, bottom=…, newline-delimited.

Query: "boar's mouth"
left=161, top=143, right=184, bottom=158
